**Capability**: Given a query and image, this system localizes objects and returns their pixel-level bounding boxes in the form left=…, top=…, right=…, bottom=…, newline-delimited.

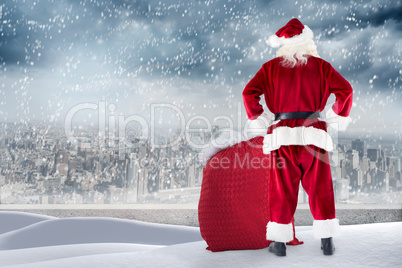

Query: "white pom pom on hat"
left=267, top=18, right=314, bottom=48
left=267, top=34, right=283, bottom=48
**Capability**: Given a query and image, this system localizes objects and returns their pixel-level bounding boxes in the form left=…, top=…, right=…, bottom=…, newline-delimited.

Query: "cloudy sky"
left=0, top=0, right=401, bottom=137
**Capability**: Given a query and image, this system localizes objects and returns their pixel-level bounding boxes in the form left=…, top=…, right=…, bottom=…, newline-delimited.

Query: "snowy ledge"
left=0, top=204, right=401, bottom=227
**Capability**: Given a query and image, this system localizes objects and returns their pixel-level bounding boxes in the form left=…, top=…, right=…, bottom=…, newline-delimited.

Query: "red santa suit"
left=243, top=19, right=353, bottom=243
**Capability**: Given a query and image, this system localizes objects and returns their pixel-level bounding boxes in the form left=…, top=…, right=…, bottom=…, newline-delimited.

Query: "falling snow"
left=0, top=0, right=401, bottom=204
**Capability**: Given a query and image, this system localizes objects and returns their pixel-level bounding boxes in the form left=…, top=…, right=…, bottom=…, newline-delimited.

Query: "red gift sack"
left=198, top=136, right=302, bottom=252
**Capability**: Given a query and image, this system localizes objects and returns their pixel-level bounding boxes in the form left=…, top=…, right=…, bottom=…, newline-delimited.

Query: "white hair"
left=276, top=40, right=320, bottom=68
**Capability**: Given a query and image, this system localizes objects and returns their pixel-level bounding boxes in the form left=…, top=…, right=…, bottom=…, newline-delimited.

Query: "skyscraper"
left=346, top=149, right=359, bottom=169
left=375, top=170, right=389, bottom=192
left=351, top=139, right=366, bottom=158
left=367, top=148, right=380, bottom=162
left=389, top=157, right=401, bottom=173
left=54, top=149, right=69, bottom=176
left=126, top=153, right=139, bottom=203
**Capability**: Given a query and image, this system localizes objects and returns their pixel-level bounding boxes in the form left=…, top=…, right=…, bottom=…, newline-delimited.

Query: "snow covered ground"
left=0, top=211, right=401, bottom=267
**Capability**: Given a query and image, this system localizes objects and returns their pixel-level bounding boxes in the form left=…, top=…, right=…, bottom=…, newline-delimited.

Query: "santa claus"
left=243, top=18, right=353, bottom=256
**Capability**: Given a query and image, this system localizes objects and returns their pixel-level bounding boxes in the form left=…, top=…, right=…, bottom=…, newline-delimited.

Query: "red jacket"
left=243, top=56, right=353, bottom=154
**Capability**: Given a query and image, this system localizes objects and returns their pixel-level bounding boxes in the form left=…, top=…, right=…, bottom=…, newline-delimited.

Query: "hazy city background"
left=1, top=121, right=401, bottom=205
left=0, top=1, right=401, bottom=205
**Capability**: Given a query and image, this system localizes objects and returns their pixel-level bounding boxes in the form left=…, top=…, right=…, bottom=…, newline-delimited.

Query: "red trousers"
left=266, top=145, right=338, bottom=242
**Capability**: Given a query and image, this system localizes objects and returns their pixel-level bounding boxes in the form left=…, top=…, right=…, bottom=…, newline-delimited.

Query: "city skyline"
left=1, top=122, right=401, bottom=205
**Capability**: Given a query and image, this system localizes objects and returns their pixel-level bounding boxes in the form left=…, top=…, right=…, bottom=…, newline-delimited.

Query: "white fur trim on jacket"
left=266, top=221, right=294, bottom=243
left=245, top=111, right=277, bottom=139
left=267, top=25, right=314, bottom=48
left=313, top=219, right=340, bottom=239
left=262, top=126, right=334, bottom=154
left=325, top=108, right=352, bottom=132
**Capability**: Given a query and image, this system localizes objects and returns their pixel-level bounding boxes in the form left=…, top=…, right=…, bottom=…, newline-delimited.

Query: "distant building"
left=346, top=149, right=359, bottom=169
left=54, top=150, right=69, bottom=176
left=126, top=153, right=139, bottom=203
left=364, top=172, right=372, bottom=185
left=369, top=161, right=377, bottom=170
left=378, top=149, right=386, bottom=171
left=394, top=158, right=401, bottom=172
left=78, top=141, right=92, bottom=157
left=360, top=157, right=370, bottom=174
left=350, top=168, right=363, bottom=190
left=188, top=163, right=197, bottom=188
left=396, top=171, right=401, bottom=187
left=367, top=148, right=379, bottom=162
left=375, top=170, right=389, bottom=192
left=351, top=139, right=366, bottom=158
left=126, top=150, right=149, bottom=203
left=340, top=159, right=347, bottom=179
left=331, top=165, right=342, bottom=181
left=389, top=178, right=398, bottom=189
left=389, top=157, right=401, bottom=174
left=43, top=176, right=62, bottom=190
left=113, top=158, right=127, bottom=188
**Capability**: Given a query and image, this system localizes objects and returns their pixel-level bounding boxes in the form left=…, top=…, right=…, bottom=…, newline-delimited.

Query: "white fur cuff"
left=266, top=221, right=294, bottom=243
left=313, top=219, right=340, bottom=239
left=325, top=108, right=352, bottom=132
left=245, top=111, right=276, bottom=138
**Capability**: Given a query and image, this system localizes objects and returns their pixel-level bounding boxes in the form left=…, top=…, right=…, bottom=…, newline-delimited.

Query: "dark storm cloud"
left=0, top=37, right=26, bottom=63
left=0, top=0, right=152, bottom=66
left=314, top=1, right=402, bottom=41
left=1, top=0, right=261, bottom=76
left=356, top=4, right=402, bottom=27
left=0, top=3, right=28, bottom=64
left=0, top=0, right=401, bottom=126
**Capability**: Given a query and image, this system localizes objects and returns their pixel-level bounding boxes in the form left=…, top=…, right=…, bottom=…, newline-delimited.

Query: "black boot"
left=268, top=242, right=286, bottom=257
left=321, top=237, right=335, bottom=255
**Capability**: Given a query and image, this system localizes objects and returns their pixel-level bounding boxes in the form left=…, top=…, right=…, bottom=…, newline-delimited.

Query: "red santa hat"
left=267, top=18, right=314, bottom=48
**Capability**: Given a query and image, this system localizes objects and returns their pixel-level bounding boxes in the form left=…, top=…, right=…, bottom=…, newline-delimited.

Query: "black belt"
left=274, top=111, right=320, bottom=121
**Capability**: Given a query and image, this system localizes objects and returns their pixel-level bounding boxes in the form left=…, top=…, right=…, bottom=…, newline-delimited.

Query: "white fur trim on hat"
left=313, top=218, right=340, bottom=239
left=325, top=108, right=352, bottom=132
left=267, top=25, right=314, bottom=48
left=262, top=126, right=334, bottom=154
left=266, top=221, right=294, bottom=243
